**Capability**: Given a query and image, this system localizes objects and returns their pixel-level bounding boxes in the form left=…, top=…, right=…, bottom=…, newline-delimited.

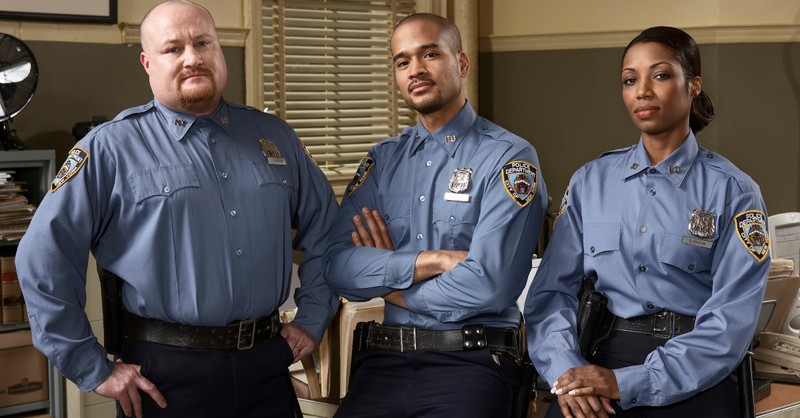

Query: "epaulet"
left=113, top=102, right=155, bottom=121
left=597, top=144, right=635, bottom=159
left=227, top=102, right=260, bottom=112
left=399, top=125, right=415, bottom=140
left=697, top=147, right=759, bottom=193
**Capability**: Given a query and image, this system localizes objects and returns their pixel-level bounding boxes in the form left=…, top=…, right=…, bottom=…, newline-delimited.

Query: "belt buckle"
left=652, top=311, right=672, bottom=339
left=237, top=319, right=257, bottom=350
left=462, top=324, right=487, bottom=351
left=399, top=326, right=417, bottom=352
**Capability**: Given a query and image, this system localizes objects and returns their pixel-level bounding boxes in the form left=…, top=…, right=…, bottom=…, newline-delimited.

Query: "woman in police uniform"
left=525, top=26, right=770, bottom=418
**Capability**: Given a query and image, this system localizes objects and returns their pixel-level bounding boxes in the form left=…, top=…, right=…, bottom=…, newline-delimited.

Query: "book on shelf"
left=1, top=255, right=23, bottom=325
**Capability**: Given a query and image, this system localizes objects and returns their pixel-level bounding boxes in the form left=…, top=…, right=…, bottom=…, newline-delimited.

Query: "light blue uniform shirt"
left=525, top=133, right=769, bottom=408
left=324, top=103, right=548, bottom=329
left=16, top=99, right=339, bottom=391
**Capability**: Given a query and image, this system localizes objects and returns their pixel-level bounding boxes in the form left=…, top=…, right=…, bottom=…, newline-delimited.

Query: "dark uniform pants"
left=334, top=348, right=519, bottom=418
left=545, top=331, right=739, bottom=418
left=118, top=335, right=296, bottom=418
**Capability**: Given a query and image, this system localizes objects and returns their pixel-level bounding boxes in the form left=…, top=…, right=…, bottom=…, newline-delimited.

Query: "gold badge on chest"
left=260, top=138, right=286, bottom=165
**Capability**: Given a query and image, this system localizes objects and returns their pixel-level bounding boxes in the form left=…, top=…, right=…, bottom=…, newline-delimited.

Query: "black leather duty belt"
left=123, top=311, right=281, bottom=350
left=354, top=321, right=522, bottom=362
left=612, top=310, right=695, bottom=339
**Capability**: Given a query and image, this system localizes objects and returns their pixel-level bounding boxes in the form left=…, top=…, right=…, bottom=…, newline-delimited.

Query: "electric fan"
left=0, top=33, right=38, bottom=150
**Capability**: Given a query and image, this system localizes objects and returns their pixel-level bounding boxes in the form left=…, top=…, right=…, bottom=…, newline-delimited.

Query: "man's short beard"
left=178, top=80, right=217, bottom=110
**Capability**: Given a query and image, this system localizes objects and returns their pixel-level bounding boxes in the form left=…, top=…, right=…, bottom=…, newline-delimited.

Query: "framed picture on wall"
left=0, top=0, right=117, bottom=24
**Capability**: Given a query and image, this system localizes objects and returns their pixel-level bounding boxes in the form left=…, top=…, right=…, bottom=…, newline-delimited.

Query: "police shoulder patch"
left=501, top=160, right=538, bottom=207
left=51, top=147, right=89, bottom=193
left=555, top=186, right=569, bottom=222
left=347, top=156, right=374, bottom=196
left=734, top=210, right=769, bottom=262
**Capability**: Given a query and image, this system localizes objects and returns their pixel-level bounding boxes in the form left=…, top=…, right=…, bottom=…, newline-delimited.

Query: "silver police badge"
left=449, top=168, right=472, bottom=194
left=688, top=209, right=716, bottom=238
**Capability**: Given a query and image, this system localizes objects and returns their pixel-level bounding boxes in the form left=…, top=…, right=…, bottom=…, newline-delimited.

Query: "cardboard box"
left=0, top=329, right=48, bottom=408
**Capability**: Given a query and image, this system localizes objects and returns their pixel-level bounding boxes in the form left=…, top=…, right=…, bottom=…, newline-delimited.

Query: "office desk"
left=757, top=383, right=800, bottom=417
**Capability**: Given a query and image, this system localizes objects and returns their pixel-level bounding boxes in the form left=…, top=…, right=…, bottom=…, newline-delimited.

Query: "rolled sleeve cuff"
left=614, top=364, right=649, bottom=409
left=537, top=349, right=588, bottom=387
left=66, top=345, right=115, bottom=392
left=386, top=250, right=418, bottom=288
left=292, top=304, right=335, bottom=343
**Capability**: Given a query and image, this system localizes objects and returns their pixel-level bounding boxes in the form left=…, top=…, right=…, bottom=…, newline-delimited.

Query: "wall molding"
left=480, top=25, right=800, bottom=52
left=119, top=23, right=248, bottom=47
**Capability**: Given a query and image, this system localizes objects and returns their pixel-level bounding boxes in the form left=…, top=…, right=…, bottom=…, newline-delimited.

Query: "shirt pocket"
left=583, top=223, right=621, bottom=257
left=127, top=164, right=199, bottom=203
left=659, top=233, right=714, bottom=274
left=379, top=193, right=410, bottom=246
left=433, top=198, right=479, bottom=249
left=252, top=161, right=293, bottom=191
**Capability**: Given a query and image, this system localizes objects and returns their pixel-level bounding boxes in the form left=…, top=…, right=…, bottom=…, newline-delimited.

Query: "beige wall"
left=0, top=0, right=244, bottom=43
left=480, top=0, right=800, bottom=37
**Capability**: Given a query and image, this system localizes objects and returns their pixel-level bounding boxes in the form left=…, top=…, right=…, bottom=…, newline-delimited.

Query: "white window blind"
left=261, top=0, right=417, bottom=195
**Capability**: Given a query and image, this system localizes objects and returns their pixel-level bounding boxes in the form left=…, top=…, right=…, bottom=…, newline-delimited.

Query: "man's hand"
left=280, top=322, right=319, bottom=363
left=349, top=207, right=467, bottom=302
left=94, top=361, right=167, bottom=418
left=351, top=207, right=394, bottom=250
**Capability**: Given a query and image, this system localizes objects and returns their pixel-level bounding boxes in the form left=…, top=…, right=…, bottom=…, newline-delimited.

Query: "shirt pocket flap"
left=659, top=233, right=714, bottom=273
left=584, top=223, right=621, bottom=257
left=127, top=164, right=199, bottom=203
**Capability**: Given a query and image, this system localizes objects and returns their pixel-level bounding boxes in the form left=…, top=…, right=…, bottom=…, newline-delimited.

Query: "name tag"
left=444, top=192, right=470, bottom=202
left=268, top=157, right=287, bottom=165
left=682, top=236, right=713, bottom=249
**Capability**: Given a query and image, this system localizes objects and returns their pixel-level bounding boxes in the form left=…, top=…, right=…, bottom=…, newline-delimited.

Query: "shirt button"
left=449, top=216, right=456, bottom=224
left=416, top=233, right=423, bottom=240
left=589, top=246, right=595, bottom=253
left=649, top=168, right=657, bottom=174
left=419, top=195, right=426, bottom=202
left=210, top=138, right=216, bottom=144
left=236, top=249, right=243, bottom=256
left=163, top=186, right=171, bottom=193
left=649, top=189, right=656, bottom=196
left=221, top=171, right=228, bottom=179
left=282, top=179, right=288, bottom=185
left=230, top=210, right=237, bottom=217
left=639, top=264, right=646, bottom=272
left=640, top=225, right=648, bottom=233
left=688, top=263, right=696, bottom=271
left=76, top=377, right=83, bottom=384
left=426, top=161, right=432, bottom=166
left=632, top=398, right=637, bottom=404
left=647, top=302, right=655, bottom=309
